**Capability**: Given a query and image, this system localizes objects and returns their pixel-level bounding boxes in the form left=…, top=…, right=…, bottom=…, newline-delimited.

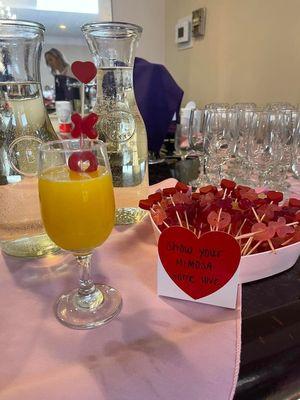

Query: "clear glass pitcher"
left=82, top=22, right=149, bottom=225
left=0, top=20, right=59, bottom=257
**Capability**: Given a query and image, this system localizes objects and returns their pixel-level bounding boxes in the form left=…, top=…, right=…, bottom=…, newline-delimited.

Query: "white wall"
left=165, top=0, right=300, bottom=106
left=112, top=0, right=165, bottom=64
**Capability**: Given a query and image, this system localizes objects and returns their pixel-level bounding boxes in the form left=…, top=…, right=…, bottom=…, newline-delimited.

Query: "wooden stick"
left=247, top=240, right=262, bottom=255
left=236, top=219, right=247, bottom=237
left=235, top=229, right=265, bottom=240
left=216, top=208, right=222, bottom=231
left=250, top=207, right=277, bottom=252
left=227, top=223, right=232, bottom=235
left=197, top=223, right=203, bottom=239
left=81, top=83, right=85, bottom=118
left=169, top=196, right=183, bottom=227
left=241, top=237, right=253, bottom=256
left=150, top=205, right=169, bottom=229
left=80, top=83, right=85, bottom=149
left=281, top=236, right=294, bottom=246
left=286, top=222, right=299, bottom=227
left=184, top=211, right=189, bottom=229
left=260, top=201, right=273, bottom=222
left=252, top=207, right=261, bottom=223
left=268, top=239, right=276, bottom=253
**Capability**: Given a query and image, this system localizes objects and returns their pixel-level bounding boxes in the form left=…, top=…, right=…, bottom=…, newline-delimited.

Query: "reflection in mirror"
left=2, top=0, right=112, bottom=115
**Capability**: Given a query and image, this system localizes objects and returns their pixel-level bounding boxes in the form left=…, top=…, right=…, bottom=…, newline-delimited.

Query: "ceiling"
left=11, top=7, right=99, bottom=39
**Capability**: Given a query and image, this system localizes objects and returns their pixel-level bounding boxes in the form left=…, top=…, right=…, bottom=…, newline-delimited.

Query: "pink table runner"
left=0, top=180, right=241, bottom=400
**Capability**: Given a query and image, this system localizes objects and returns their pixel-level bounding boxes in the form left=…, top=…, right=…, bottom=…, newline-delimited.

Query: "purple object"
left=133, top=57, right=184, bottom=152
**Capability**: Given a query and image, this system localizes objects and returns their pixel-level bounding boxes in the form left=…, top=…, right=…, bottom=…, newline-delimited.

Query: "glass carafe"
left=0, top=20, right=59, bottom=257
left=82, top=22, right=149, bottom=225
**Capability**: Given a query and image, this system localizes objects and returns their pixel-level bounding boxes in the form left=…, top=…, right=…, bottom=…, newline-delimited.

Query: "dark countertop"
left=149, top=158, right=300, bottom=400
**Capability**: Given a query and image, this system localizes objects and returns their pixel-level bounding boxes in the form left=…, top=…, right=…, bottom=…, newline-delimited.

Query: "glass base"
left=148, top=151, right=165, bottom=165
left=55, top=284, right=122, bottom=329
left=1, top=233, right=60, bottom=258
left=115, top=207, right=147, bottom=225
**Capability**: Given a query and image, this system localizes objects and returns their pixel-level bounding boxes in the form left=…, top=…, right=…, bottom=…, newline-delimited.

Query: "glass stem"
left=76, top=254, right=96, bottom=296
left=203, top=155, right=207, bottom=175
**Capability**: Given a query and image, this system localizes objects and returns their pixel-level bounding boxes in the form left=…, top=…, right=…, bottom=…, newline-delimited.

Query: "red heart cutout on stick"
left=71, top=113, right=98, bottom=139
left=68, top=151, right=98, bottom=172
left=158, top=227, right=241, bottom=299
left=71, top=61, right=97, bottom=84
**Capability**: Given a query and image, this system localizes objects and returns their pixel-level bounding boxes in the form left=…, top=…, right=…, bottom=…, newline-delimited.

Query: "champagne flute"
left=204, top=108, right=233, bottom=184
left=188, top=108, right=210, bottom=187
left=174, top=123, right=190, bottom=159
left=38, top=139, right=122, bottom=329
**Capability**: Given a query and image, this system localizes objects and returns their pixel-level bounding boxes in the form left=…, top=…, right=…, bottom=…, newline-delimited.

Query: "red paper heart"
left=158, top=227, right=241, bottom=299
left=68, top=151, right=98, bottom=172
left=71, top=113, right=98, bottom=139
left=71, top=61, right=97, bottom=84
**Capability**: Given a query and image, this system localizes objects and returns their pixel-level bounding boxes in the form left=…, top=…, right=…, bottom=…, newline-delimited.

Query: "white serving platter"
left=150, top=216, right=300, bottom=284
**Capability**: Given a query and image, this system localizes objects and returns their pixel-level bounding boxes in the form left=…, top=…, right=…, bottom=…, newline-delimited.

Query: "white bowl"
left=150, top=216, right=300, bottom=284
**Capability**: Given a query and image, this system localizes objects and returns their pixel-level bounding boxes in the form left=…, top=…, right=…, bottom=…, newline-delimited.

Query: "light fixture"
left=59, top=24, right=67, bottom=30
left=37, top=0, right=98, bottom=14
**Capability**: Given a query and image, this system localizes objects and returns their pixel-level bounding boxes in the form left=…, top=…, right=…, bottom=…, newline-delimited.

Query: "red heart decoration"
left=71, top=112, right=98, bottom=139
left=70, top=113, right=82, bottom=138
left=71, top=61, right=97, bottom=84
left=68, top=151, right=98, bottom=172
left=158, top=227, right=241, bottom=299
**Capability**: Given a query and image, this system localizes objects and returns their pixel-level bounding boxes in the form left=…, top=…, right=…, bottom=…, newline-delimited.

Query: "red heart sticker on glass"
left=158, top=227, right=241, bottom=299
left=71, top=61, right=97, bottom=84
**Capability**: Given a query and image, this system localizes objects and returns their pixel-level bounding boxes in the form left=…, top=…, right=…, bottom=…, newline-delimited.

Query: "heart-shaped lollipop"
left=71, top=61, right=97, bottom=84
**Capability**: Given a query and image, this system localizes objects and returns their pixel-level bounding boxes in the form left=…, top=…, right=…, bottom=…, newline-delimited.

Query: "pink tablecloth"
left=0, top=180, right=241, bottom=400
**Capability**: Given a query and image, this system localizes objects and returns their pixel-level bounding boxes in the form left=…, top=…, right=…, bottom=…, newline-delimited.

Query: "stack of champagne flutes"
left=178, top=102, right=300, bottom=192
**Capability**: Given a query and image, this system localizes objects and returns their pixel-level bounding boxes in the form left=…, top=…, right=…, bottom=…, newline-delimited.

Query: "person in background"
left=44, top=48, right=79, bottom=102
left=45, top=48, right=75, bottom=79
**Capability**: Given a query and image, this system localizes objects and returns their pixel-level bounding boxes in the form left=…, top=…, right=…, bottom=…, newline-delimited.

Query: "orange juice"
left=38, top=166, right=115, bottom=252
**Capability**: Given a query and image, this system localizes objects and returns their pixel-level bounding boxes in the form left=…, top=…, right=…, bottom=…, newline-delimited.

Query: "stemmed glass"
left=188, top=108, right=208, bottom=187
left=38, top=139, right=122, bottom=329
left=292, top=111, right=300, bottom=178
left=205, top=103, right=230, bottom=110
left=228, top=107, right=256, bottom=184
left=248, top=110, right=274, bottom=187
left=267, top=110, right=291, bottom=190
left=264, top=102, right=294, bottom=112
left=203, top=108, right=234, bottom=184
left=174, top=123, right=190, bottom=160
left=189, top=108, right=235, bottom=187
left=248, top=110, right=290, bottom=191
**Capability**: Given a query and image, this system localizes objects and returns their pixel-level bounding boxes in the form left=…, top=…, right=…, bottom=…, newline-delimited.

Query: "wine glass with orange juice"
left=38, top=139, right=122, bottom=329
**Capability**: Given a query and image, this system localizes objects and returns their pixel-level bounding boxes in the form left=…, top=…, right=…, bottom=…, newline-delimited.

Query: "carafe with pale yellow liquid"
left=0, top=20, right=59, bottom=257
left=82, top=22, right=149, bottom=224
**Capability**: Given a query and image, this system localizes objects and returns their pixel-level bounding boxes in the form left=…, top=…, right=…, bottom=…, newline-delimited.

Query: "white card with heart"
left=157, top=226, right=241, bottom=309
